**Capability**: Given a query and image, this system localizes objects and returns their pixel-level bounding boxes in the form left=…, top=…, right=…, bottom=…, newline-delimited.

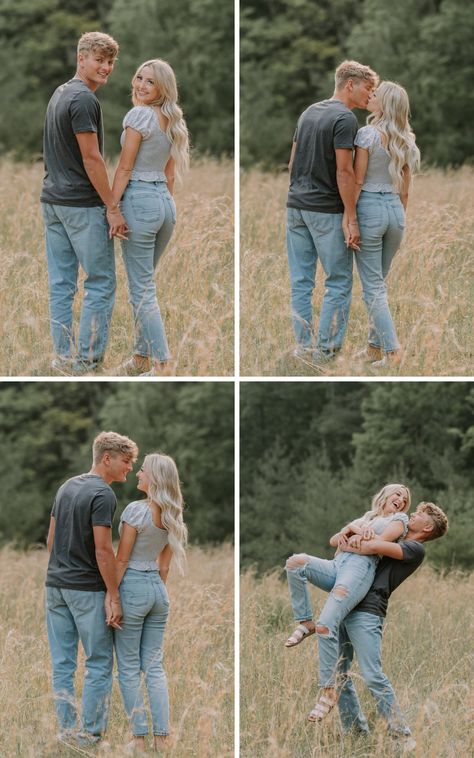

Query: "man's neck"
left=405, top=528, right=426, bottom=542
left=74, top=72, right=98, bottom=92
left=331, top=90, right=353, bottom=110
left=89, top=464, right=112, bottom=484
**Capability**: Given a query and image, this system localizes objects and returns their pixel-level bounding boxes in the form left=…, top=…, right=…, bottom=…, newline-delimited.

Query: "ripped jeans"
left=285, top=552, right=377, bottom=687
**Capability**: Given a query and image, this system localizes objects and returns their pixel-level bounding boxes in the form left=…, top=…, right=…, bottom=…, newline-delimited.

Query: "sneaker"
left=51, top=356, right=74, bottom=374
left=70, top=359, right=102, bottom=376
left=293, top=345, right=338, bottom=368
left=75, top=731, right=102, bottom=747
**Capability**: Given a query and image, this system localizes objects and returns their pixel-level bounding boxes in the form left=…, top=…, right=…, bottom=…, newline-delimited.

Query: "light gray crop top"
left=120, top=105, right=171, bottom=183
left=355, top=125, right=397, bottom=194
left=119, top=500, right=168, bottom=571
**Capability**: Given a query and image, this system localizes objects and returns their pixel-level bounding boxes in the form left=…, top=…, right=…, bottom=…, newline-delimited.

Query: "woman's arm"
left=400, top=166, right=411, bottom=210
left=115, top=522, right=138, bottom=587
left=165, top=157, right=175, bottom=196
left=157, top=543, right=173, bottom=584
left=377, top=520, right=405, bottom=543
left=111, top=127, right=142, bottom=204
left=353, top=146, right=369, bottom=205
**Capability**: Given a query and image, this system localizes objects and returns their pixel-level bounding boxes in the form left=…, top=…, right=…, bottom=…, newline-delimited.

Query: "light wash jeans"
left=286, top=207, right=353, bottom=351
left=45, top=586, right=113, bottom=738
left=355, top=191, right=405, bottom=352
left=286, top=552, right=376, bottom=686
left=41, top=203, right=116, bottom=368
left=114, top=568, right=170, bottom=736
left=120, top=181, right=175, bottom=361
left=337, top=611, right=411, bottom=736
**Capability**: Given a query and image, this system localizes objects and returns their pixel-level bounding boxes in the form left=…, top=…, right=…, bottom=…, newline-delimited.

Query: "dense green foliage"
left=0, top=382, right=233, bottom=546
left=241, top=382, right=474, bottom=572
left=241, top=0, right=474, bottom=168
left=0, top=0, right=233, bottom=159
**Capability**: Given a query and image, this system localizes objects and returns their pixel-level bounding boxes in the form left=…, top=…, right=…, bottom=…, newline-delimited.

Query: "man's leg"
left=344, top=611, right=412, bottom=736
left=302, top=210, right=353, bottom=353
left=286, top=207, right=318, bottom=347
left=337, top=622, right=370, bottom=734
left=63, top=589, right=113, bottom=739
left=55, top=205, right=116, bottom=368
left=45, top=586, right=79, bottom=735
left=41, top=203, right=79, bottom=359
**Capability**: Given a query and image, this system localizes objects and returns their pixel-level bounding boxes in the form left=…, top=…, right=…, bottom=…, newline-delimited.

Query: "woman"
left=285, top=484, right=410, bottom=722
left=112, top=60, right=190, bottom=376
left=352, top=82, right=420, bottom=368
left=114, top=453, right=188, bottom=753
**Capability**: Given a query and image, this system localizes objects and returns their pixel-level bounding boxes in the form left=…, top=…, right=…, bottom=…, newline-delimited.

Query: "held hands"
left=105, top=591, right=123, bottom=630
left=106, top=205, right=130, bottom=241
left=342, top=212, right=361, bottom=252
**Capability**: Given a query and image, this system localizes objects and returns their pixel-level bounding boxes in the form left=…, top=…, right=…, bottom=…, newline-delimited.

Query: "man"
left=41, top=32, right=128, bottom=375
left=336, top=502, right=449, bottom=749
left=286, top=60, right=378, bottom=366
left=45, top=431, right=138, bottom=748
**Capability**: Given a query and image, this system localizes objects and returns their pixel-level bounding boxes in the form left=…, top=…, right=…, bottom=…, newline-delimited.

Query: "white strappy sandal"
left=284, top=623, right=315, bottom=648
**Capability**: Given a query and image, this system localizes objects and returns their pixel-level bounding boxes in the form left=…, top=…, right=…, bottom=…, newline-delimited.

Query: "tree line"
left=241, top=0, right=474, bottom=168
left=0, top=0, right=233, bottom=160
left=241, top=382, right=474, bottom=573
left=0, top=382, right=234, bottom=547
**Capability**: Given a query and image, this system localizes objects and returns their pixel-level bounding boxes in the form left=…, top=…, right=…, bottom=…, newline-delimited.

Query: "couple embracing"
left=287, top=60, right=420, bottom=369
left=284, top=483, right=448, bottom=750
left=41, top=32, right=189, bottom=377
left=45, top=432, right=187, bottom=752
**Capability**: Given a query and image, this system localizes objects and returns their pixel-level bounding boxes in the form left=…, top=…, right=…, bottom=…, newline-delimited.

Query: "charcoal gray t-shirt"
left=46, top=474, right=117, bottom=591
left=287, top=99, right=358, bottom=213
left=352, top=540, right=425, bottom=618
left=41, top=79, right=104, bottom=207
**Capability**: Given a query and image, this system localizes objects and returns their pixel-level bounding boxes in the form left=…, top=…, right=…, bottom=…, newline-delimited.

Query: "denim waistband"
left=359, top=190, right=400, bottom=198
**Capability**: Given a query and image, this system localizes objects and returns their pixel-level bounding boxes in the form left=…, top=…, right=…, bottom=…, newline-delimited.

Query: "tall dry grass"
left=240, top=167, right=474, bottom=376
left=240, top=567, right=474, bottom=757
left=0, top=158, right=233, bottom=377
left=0, top=544, right=233, bottom=757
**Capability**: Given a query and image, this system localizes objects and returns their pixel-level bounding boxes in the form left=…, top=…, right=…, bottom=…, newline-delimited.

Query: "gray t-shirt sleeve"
left=91, top=490, right=116, bottom=527
left=333, top=112, right=358, bottom=149
left=69, top=90, right=100, bottom=135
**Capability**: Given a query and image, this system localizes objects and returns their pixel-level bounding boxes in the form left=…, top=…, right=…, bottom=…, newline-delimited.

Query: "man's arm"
left=335, top=147, right=360, bottom=251
left=341, top=539, right=404, bottom=559
left=46, top=516, right=56, bottom=553
left=93, top=524, right=122, bottom=628
left=75, top=131, right=128, bottom=239
left=288, top=142, right=297, bottom=175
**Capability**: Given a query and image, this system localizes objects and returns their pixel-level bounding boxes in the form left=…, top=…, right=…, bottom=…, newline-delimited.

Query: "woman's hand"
left=337, top=533, right=349, bottom=549
left=348, top=534, right=362, bottom=550
left=361, top=526, right=375, bottom=541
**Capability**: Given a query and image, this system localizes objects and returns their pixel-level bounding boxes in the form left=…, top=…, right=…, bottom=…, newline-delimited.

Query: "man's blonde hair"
left=77, top=32, right=119, bottom=60
left=417, top=502, right=449, bottom=541
left=92, top=431, right=138, bottom=464
left=335, top=60, right=379, bottom=90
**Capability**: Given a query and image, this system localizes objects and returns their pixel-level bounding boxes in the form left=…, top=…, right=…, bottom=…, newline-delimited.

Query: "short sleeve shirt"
left=354, top=125, right=396, bottom=193
left=41, top=79, right=105, bottom=207
left=287, top=99, right=358, bottom=213
left=120, top=106, right=171, bottom=182
left=353, top=540, right=425, bottom=618
left=119, top=500, right=169, bottom=571
left=46, top=474, right=117, bottom=591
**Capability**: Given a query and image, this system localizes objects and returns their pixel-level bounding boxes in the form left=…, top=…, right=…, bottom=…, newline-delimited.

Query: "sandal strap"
left=286, top=624, right=312, bottom=644
left=309, top=695, right=336, bottom=720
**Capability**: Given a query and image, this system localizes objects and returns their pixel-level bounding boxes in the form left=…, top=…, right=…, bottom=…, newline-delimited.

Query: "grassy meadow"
left=240, top=567, right=474, bottom=757
left=240, top=167, right=474, bottom=376
left=0, top=158, right=233, bottom=377
left=0, top=543, right=234, bottom=757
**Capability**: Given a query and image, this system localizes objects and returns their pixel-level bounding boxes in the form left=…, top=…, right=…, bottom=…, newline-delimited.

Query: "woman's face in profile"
left=137, top=465, right=150, bottom=493
left=367, top=88, right=381, bottom=115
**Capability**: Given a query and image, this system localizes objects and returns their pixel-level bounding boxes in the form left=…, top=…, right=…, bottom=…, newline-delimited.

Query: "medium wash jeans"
left=120, top=181, right=175, bottom=361
left=114, top=569, right=170, bottom=736
left=337, top=611, right=411, bottom=736
left=41, top=203, right=116, bottom=367
left=45, top=587, right=113, bottom=738
left=355, top=191, right=405, bottom=352
left=286, top=207, right=353, bottom=351
left=286, top=552, right=376, bottom=686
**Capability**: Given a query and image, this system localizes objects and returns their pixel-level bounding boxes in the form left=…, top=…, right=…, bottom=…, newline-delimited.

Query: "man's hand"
left=105, top=591, right=123, bottom=630
left=362, top=526, right=375, bottom=541
left=348, top=534, right=362, bottom=550
left=346, top=219, right=361, bottom=251
left=106, top=206, right=129, bottom=240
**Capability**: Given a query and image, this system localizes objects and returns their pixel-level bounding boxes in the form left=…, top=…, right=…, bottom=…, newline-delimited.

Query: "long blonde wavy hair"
left=132, top=59, right=190, bottom=185
left=368, top=81, right=420, bottom=191
left=143, top=452, right=188, bottom=574
left=363, top=483, right=411, bottom=521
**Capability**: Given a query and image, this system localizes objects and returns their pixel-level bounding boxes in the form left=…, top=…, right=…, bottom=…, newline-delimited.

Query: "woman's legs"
left=121, top=183, right=173, bottom=364
left=140, top=577, right=170, bottom=737
left=356, top=194, right=402, bottom=354
left=285, top=553, right=338, bottom=623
